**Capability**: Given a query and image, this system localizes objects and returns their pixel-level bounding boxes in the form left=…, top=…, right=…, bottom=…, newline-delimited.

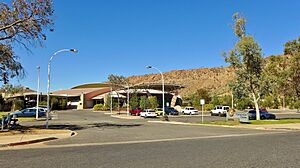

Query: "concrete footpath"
left=0, top=129, right=75, bottom=148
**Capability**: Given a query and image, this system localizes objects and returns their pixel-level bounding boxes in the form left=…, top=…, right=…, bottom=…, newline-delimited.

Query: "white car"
left=211, top=105, right=230, bottom=117
left=182, top=107, right=199, bottom=115
left=140, top=109, right=157, bottom=118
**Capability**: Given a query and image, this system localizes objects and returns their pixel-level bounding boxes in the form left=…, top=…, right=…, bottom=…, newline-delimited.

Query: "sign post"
left=200, top=99, right=205, bottom=123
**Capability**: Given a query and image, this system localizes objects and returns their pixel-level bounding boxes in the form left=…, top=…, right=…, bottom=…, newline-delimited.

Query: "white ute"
left=211, top=105, right=230, bottom=117
left=182, top=107, right=199, bottom=115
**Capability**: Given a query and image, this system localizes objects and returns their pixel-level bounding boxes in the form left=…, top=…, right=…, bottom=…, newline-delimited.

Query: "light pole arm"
left=146, top=66, right=165, bottom=116
left=46, top=48, right=78, bottom=129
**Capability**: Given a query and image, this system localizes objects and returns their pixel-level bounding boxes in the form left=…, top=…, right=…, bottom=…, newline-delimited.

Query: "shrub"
left=12, top=99, right=24, bottom=111
left=60, top=99, right=67, bottom=110
left=39, top=101, right=47, bottom=106
left=51, top=97, right=59, bottom=110
left=293, top=101, right=300, bottom=112
left=93, top=104, right=104, bottom=111
left=204, top=104, right=214, bottom=111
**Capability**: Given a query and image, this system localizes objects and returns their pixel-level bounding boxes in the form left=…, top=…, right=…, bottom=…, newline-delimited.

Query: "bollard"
left=7, top=113, right=11, bottom=129
left=1, top=116, right=4, bottom=131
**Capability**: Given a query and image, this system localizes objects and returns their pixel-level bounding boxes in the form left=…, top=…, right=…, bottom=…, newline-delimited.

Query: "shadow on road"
left=88, top=122, right=142, bottom=129
left=16, top=124, right=85, bottom=131
left=16, top=123, right=143, bottom=131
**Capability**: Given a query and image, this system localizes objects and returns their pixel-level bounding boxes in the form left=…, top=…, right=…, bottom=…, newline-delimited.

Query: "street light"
left=46, top=49, right=78, bottom=128
left=146, top=66, right=165, bottom=117
left=122, top=80, right=130, bottom=116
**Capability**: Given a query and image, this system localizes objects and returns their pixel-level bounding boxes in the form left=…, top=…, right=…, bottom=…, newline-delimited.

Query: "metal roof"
left=131, top=83, right=185, bottom=92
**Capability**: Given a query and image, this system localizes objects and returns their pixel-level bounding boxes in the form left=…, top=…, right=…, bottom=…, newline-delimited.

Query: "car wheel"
left=189, top=112, right=192, bottom=115
left=261, top=116, right=265, bottom=120
left=211, top=113, right=214, bottom=116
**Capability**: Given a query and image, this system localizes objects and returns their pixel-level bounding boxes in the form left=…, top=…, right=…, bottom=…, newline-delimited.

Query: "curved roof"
left=71, top=83, right=110, bottom=89
left=131, top=83, right=185, bottom=92
left=71, top=82, right=184, bottom=92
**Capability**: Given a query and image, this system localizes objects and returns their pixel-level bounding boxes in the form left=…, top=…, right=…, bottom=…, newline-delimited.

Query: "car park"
left=182, top=107, right=199, bottom=115
left=211, top=105, right=230, bottom=117
left=130, top=108, right=142, bottom=116
left=140, top=109, right=157, bottom=118
left=155, top=108, right=163, bottom=116
left=164, top=107, right=179, bottom=115
left=248, top=110, right=276, bottom=120
left=11, top=108, right=46, bottom=118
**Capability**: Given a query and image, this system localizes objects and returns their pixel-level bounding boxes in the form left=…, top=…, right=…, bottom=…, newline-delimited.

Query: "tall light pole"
left=36, top=66, right=40, bottom=120
left=146, top=66, right=165, bottom=117
left=121, top=80, right=130, bottom=116
left=110, top=86, right=113, bottom=115
left=46, top=49, right=78, bottom=128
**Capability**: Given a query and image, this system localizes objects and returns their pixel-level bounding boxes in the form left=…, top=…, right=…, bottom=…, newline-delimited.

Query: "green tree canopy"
left=148, top=96, right=159, bottom=109
left=0, top=0, right=54, bottom=83
left=284, top=37, right=300, bottom=100
left=224, top=13, right=266, bottom=120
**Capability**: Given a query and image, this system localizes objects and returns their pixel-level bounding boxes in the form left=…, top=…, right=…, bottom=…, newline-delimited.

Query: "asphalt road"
left=1, top=131, right=299, bottom=168
left=1, top=110, right=299, bottom=168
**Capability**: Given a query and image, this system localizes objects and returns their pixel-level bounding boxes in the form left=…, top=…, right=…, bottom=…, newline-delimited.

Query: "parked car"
left=140, top=109, right=157, bottom=118
left=182, top=107, right=199, bottom=115
left=11, top=108, right=46, bottom=118
left=248, top=110, right=276, bottom=120
left=31, top=106, right=47, bottom=112
left=130, top=108, right=142, bottom=116
left=211, top=105, right=230, bottom=117
left=38, top=106, right=48, bottom=112
left=164, top=107, right=179, bottom=115
left=155, top=108, right=164, bottom=116
left=259, top=108, right=268, bottom=113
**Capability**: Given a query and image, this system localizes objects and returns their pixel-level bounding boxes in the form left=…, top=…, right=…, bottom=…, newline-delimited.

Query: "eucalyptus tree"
left=224, top=13, right=265, bottom=120
left=263, top=55, right=290, bottom=109
left=0, top=0, right=54, bottom=83
left=284, top=37, right=300, bottom=101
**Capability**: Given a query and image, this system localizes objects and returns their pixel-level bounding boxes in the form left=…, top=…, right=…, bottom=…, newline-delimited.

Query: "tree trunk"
left=282, top=95, right=285, bottom=111
left=252, top=93, right=260, bottom=120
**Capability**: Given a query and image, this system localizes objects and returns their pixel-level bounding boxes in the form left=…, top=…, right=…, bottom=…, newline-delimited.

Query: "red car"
left=130, top=108, right=142, bottom=116
left=259, top=108, right=268, bottom=113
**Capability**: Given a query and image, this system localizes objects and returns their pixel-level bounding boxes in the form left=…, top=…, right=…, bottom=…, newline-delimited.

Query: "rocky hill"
left=128, top=66, right=235, bottom=97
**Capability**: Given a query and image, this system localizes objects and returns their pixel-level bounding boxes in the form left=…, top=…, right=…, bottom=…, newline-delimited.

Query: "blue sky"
left=7, top=0, right=300, bottom=91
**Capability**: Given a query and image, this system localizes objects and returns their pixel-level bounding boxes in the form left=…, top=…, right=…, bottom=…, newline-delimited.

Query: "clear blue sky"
left=8, top=0, right=300, bottom=92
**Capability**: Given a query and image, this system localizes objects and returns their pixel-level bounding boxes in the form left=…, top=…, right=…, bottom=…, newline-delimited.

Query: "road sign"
left=235, top=112, right=249, bottom=123
left=200, top=99, right=205, bottom=105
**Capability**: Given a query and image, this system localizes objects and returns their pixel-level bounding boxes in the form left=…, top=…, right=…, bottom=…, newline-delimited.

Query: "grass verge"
left=249, top=119, right=300, bottom=125
left=198, top=119, right=300, bottom=126
left=0, top=112, right=9, bottom=116
left=0, top=112, right=36, bottom=121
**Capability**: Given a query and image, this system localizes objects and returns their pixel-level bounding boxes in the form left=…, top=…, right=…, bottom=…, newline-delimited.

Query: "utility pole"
left=36, top=66, right=40, bottom=120
left=110, top=86, right=113, bottom=115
